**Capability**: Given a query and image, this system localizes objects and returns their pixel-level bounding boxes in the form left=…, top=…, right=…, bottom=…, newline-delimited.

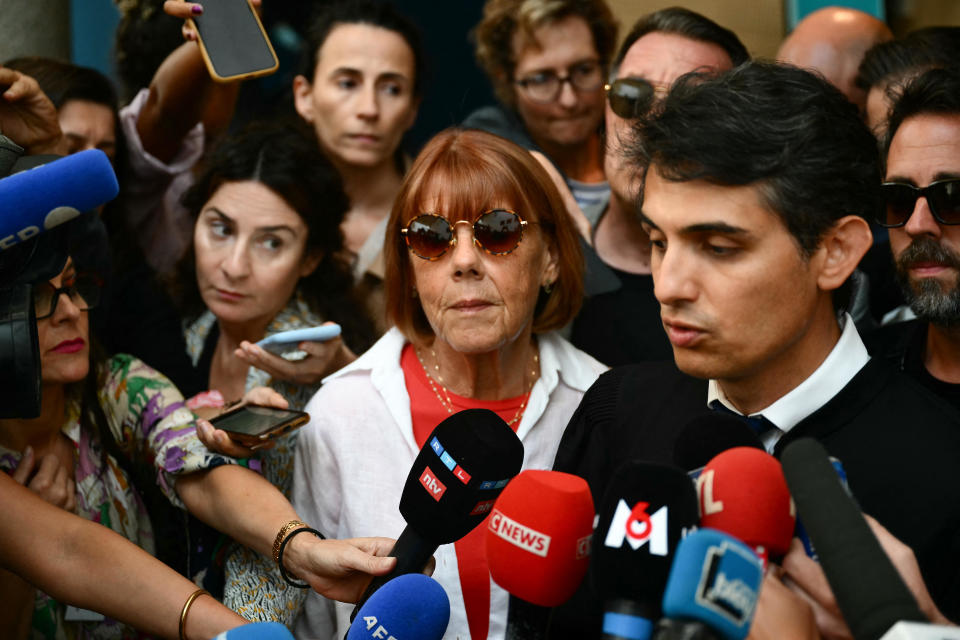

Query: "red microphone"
left=697, top=447, right=795, bottom=566
left=486, top=470, right=595, bottom=607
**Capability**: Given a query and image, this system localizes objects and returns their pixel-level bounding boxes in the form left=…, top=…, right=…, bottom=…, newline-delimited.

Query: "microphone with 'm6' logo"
left=351, top=408, right=524, bottom=618
left=591, top=461, right=700, bottom=640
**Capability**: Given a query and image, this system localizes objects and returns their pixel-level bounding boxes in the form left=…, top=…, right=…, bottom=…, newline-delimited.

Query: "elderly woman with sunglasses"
left=290, top=128, right=607, bottom=640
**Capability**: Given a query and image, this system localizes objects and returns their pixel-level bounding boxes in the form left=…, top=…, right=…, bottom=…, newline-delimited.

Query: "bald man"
left=778, top=6, right=892, bottom=111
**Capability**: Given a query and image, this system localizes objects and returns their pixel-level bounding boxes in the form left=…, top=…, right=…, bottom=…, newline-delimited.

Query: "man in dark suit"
left=553, top=61, right=960, bottom=632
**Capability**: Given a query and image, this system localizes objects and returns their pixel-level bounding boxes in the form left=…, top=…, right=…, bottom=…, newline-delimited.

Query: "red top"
left=401, top=343, right=527, bottom=639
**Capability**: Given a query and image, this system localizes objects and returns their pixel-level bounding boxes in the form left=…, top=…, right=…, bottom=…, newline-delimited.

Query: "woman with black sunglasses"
left=284, top=128, right=607, bottom=639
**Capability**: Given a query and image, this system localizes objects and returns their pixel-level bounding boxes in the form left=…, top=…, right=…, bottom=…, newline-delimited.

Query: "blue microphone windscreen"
left=661, top=528, right=763, bottom=640
left=0, top=149, right=118, bottom=248
left=211, top=621, right=295, bottom=639
left=347, top=574, right=450, bottom=640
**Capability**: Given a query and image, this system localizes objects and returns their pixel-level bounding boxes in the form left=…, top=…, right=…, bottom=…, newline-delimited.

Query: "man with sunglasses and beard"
left=866, top=68, right=960, bottom=413
left=571, top=8, right=749, bottom=367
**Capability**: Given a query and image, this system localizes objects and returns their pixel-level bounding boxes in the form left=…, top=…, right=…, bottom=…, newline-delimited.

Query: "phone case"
left=255, top=325, right=342, bottom=354
left=211, top=405, right=309, bottom=446
left=185, top=0, right=279, bottom=83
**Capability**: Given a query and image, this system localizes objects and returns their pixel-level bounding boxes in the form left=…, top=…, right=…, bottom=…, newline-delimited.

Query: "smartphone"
left=186, top=0, right=279, bottom=82
left=210, top=404, right=309, bottom=447
left=255, top=324, right=342, bottom=355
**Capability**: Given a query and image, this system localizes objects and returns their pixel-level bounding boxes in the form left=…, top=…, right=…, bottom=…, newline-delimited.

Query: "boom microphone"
left=0, top=149, right=118, bottom=250
left=673, top=414, right=763, bottom=473
left=659, top=528, right=763, bottom=640
left=352, top=409, right=524, bottom=617
left=591, top=461, right=700, bottom=640
left=781, top=438, right=925, bottom=640
left=346, top=574, right=450, bottom=640
left=697, top=447, right=794, bottom=566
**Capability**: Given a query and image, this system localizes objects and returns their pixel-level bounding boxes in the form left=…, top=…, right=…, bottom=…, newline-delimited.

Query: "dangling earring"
left=412, top=287, right=419, bottom=299
left=543, top=280, right=554, bottom=295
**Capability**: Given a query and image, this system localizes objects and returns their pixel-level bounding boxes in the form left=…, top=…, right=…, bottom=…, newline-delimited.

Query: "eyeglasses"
left=876, top=179, right=960, bottom=228
left=34, top=273, right=102, bottom=320
left=401, top=209, right=528, bottom=260
left=605, top=77, right=659, bottom=119
left=515, top=60, right=603, bottom=104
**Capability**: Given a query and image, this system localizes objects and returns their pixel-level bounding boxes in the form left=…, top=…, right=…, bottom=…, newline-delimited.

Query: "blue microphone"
left=0, top=149, right=118, bottom=250
left=347, top=574, right=450, bottom=640
left=660, top=528, right=763, bottom=640
left=211, top=622, right=294, bottom=639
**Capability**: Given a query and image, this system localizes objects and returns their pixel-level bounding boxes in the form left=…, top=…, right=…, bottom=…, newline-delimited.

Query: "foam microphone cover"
left=0, top=150, right=118, bottom=249
left=592, top=461, right=700, bottom=608
left=661, top=528, right=763, bottom=640
left=486, top=469, right=595, bottom=606
left=400, top=408, right=524, bottom=543
left=211, top=622, right=295, bottom=639
left=781, top=438, right=925, bottom=640
left=698, top=447, right=794, bottom=560
left=346, top=574, right=450, bottom=640
left=673, top=414, right=763, bottom=472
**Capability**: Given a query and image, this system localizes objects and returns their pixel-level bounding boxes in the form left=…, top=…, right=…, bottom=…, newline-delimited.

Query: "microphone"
left=352, top=408, right=524, bottom=616
left=0, top=149, right=118, bottom=250
left=879, top=622, right=960, bottom=639
left=211, top=622, right=294, bottom=639
left=673, top=414, right=763, bottom=473
left=658, top=528, right=763, bottom=640
left=697, top=447, right=794, bottom=567
left=781, top=438, right=925, bottom=640
left=591, top=461, right=700, bottom=640
left=346, top=574, right=450, bottom=640
left=487, top=470, right=595, bottom=640
left=487, top=470, right=595, bottom=606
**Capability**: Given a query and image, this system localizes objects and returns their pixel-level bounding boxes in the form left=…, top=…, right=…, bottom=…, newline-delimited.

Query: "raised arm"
left=0, top=473, right=246, bottom=640
left=135, top=1, right=255, bottom=163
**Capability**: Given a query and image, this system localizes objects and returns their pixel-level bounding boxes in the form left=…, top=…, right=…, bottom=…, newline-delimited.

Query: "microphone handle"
left=602, top=599, right=656, bottom=640
left=349, top=526, right=437, bottom=622
left=652, top=619, right=720, bottom=640
left=506, top=596, right=549, bottom=640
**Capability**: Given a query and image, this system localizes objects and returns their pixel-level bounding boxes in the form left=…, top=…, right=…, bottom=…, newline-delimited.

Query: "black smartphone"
left=210, top=404, right=309, bottom=447
left=187, top=0, right=279, bottom=82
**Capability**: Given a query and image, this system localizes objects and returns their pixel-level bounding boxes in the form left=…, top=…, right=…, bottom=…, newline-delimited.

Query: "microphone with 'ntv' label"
left=351, top=408, right=523, bottom=618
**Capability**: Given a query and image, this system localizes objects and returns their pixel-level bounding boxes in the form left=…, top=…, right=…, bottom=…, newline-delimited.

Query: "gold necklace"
left=415, top=345, right=539, bottom=426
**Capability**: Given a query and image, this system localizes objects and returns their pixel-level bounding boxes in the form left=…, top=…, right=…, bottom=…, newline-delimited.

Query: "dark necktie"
left=709, top=400, right=781, bottom=442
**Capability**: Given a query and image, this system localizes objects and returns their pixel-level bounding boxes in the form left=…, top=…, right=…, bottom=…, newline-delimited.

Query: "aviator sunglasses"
left=401, top=209, right=528, bottom=260
left=876, top=179, right=960, bottom=228
left=605, top=77, right=658, bottom=119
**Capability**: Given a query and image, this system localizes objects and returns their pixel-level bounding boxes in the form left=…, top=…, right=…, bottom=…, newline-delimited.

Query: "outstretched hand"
left=284, top=536, right=404, bottom=603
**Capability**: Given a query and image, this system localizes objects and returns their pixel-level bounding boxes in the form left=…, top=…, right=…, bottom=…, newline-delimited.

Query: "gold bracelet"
left=272, top=519, right=308, bottom=564
left=178, top=588, right=209, bottom=640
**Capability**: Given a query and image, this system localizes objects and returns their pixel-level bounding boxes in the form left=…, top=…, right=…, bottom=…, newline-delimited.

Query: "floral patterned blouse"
left=0, top=354, right=232, bottom=640
left=183, top=292, right=322, bottom=625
